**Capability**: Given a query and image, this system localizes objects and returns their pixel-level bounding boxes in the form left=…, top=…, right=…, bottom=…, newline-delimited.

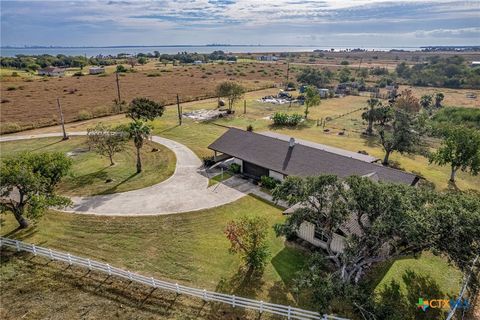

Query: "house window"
left=314, top=227, right=329, bottom=243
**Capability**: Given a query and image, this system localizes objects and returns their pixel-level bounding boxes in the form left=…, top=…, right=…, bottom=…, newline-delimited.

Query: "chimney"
left=289, top=137, right=295, bottom=148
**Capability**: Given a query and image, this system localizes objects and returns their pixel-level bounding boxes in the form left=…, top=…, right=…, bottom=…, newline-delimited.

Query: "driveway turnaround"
left=0, top=132, right=246, bottom=215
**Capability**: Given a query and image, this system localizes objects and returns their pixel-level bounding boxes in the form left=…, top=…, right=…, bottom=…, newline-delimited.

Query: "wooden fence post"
left=244, top=100, right=246, bottom=114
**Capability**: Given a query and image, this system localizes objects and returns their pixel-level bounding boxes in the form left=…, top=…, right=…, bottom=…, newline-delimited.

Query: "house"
left=37, top=66, right=65, bottom=76
left=194, top=60, right=203, bottom=65
left=208, top=128, right=419, bottom=185
left=318, top=88, right=330, bottom=98
left=89, top=66, right=105, bottom=75
left=284, top=204, right=367, bottom=253
left=471, top=61, right=480, bottom=67
left=256, top=55, right=278, bottom=61
left=209, top=129, right=419, bottom=252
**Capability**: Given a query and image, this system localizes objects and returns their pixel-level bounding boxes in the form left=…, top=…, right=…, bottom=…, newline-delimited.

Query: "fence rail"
left=0, top=237, right=348, bottom=320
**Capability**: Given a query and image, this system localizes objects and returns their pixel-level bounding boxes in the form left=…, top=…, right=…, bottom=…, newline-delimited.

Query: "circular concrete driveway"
left=0, top=132, right=246, bottom=215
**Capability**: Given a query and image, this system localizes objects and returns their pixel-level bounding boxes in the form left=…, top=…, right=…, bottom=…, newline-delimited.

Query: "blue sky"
left=1, top=0, right=479, bottom=47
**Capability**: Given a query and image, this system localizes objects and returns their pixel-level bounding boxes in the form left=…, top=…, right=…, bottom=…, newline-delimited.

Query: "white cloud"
left=1, top=0, right=479, bottom=46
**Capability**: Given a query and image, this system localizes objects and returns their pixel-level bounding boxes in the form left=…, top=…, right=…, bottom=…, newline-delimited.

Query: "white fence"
left=0, top=237, right=348, bottom=320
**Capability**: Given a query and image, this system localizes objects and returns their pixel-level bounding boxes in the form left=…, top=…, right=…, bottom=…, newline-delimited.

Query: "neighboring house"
left=318, top=88, right=330, bottom=98
left=257, top=55, right=278, bottom=61
left=38, top=66, right=65, bottom=76
left=208, top=128, right=419, bottom=185
left=89, top=66, right=105, bottom=75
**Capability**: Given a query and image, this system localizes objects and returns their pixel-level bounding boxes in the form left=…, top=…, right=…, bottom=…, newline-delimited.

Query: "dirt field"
left=399, top=85, right=480, bottom=108
left=0, top=62, right=291, bottom=133
left=2, top=51, right=479, bottom=133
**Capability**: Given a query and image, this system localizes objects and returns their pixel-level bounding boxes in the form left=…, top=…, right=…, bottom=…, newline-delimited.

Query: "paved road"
left=0, top=132, right=246, bottom=216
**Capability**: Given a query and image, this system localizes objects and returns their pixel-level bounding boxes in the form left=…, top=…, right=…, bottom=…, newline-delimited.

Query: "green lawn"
left=149, top=93, right=478, bottom=192
left=0, top=136, right=176, bottom=196
left=370, top=252, right=462, bottom=297
left=0, top=196, right=307, bottom=306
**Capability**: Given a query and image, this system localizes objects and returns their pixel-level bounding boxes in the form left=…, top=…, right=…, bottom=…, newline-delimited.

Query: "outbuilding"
left=38, top=66, right=65, bottom=76
left=89, top=66, right=105, bottom=75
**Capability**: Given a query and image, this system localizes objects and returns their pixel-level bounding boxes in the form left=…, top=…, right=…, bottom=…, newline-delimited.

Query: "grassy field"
left=148, top=92, right=479, bottom=191
left=370, top=251, right=462, bottom=297
left=6, top=88, right=479, bottom=192
left=0, top=61, right=288, bottom=133
left=0, top=196, right=307, bottom=306
left=0, top=251, right=282, bottom=320
left=0, top=136, right=176, bottom=196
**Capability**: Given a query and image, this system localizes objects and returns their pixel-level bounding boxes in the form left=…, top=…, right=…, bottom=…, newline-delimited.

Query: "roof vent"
left=289, top=137, right=295, bottom=148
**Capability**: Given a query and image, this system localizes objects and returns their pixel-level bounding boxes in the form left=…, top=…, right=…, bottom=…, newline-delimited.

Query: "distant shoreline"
left=1, top=45, right=478, bottom=58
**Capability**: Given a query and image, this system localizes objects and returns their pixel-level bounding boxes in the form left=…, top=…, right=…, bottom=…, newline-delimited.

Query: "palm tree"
left=127, top=120, right=151, bottom=173
left=362, top=98, right=381, bottom=135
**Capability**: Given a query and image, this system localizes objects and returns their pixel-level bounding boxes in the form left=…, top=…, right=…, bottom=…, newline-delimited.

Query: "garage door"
left=243, top=161, right=269, bottom=179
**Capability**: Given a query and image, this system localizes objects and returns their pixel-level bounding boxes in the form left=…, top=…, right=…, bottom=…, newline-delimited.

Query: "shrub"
left=0, top=122, right=22, bottom=134
left=260, top=176, right=280, bottom=190
left=116, top=65, right=128, bottom=73
left=246, top=124, right=253, bottom=132
left=229, top=163, right=241, bottom=174
left=203, top=156, right=215, bottom=167
left=6, top=86, right=16, bottom=91
left=340, top=60, right=349, bottom=65
left=272, top=112, right=303, bottom=126
left=73, top=71, right=84, bottom=76
left=92, top=106, right=110, bottom=117
left=77, top=110, right=93, bottom=121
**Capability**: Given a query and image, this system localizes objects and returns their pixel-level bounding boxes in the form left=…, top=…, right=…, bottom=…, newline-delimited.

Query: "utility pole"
left=285, top=62, right=290, bottom=87
left=56, top=98, right=68, bottom=140
left=177, top=94, right=182, bottom=125
left=115, top=72, right=121, bottom=102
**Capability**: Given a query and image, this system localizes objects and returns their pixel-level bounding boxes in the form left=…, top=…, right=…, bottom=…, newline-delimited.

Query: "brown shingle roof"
left=209, top=128, right=418, bottom=185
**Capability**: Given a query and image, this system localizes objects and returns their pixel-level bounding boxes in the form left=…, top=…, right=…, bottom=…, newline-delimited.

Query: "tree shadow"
left=202, top=266, right=267, bottom=320
left=2, top=224, right=39, bottom=242
left=374, top=269, right=448, bottom=320
left=30, top=139, right=65, bottom=152
left=157, top=124, right=180, bottom=134
left=361, top=134, right=379, bottom=149
left=99, top=172, right=139, bottom=195
left=271, top=246, right=305, bottom=286
left=64, top=166, right=111, bottom=191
